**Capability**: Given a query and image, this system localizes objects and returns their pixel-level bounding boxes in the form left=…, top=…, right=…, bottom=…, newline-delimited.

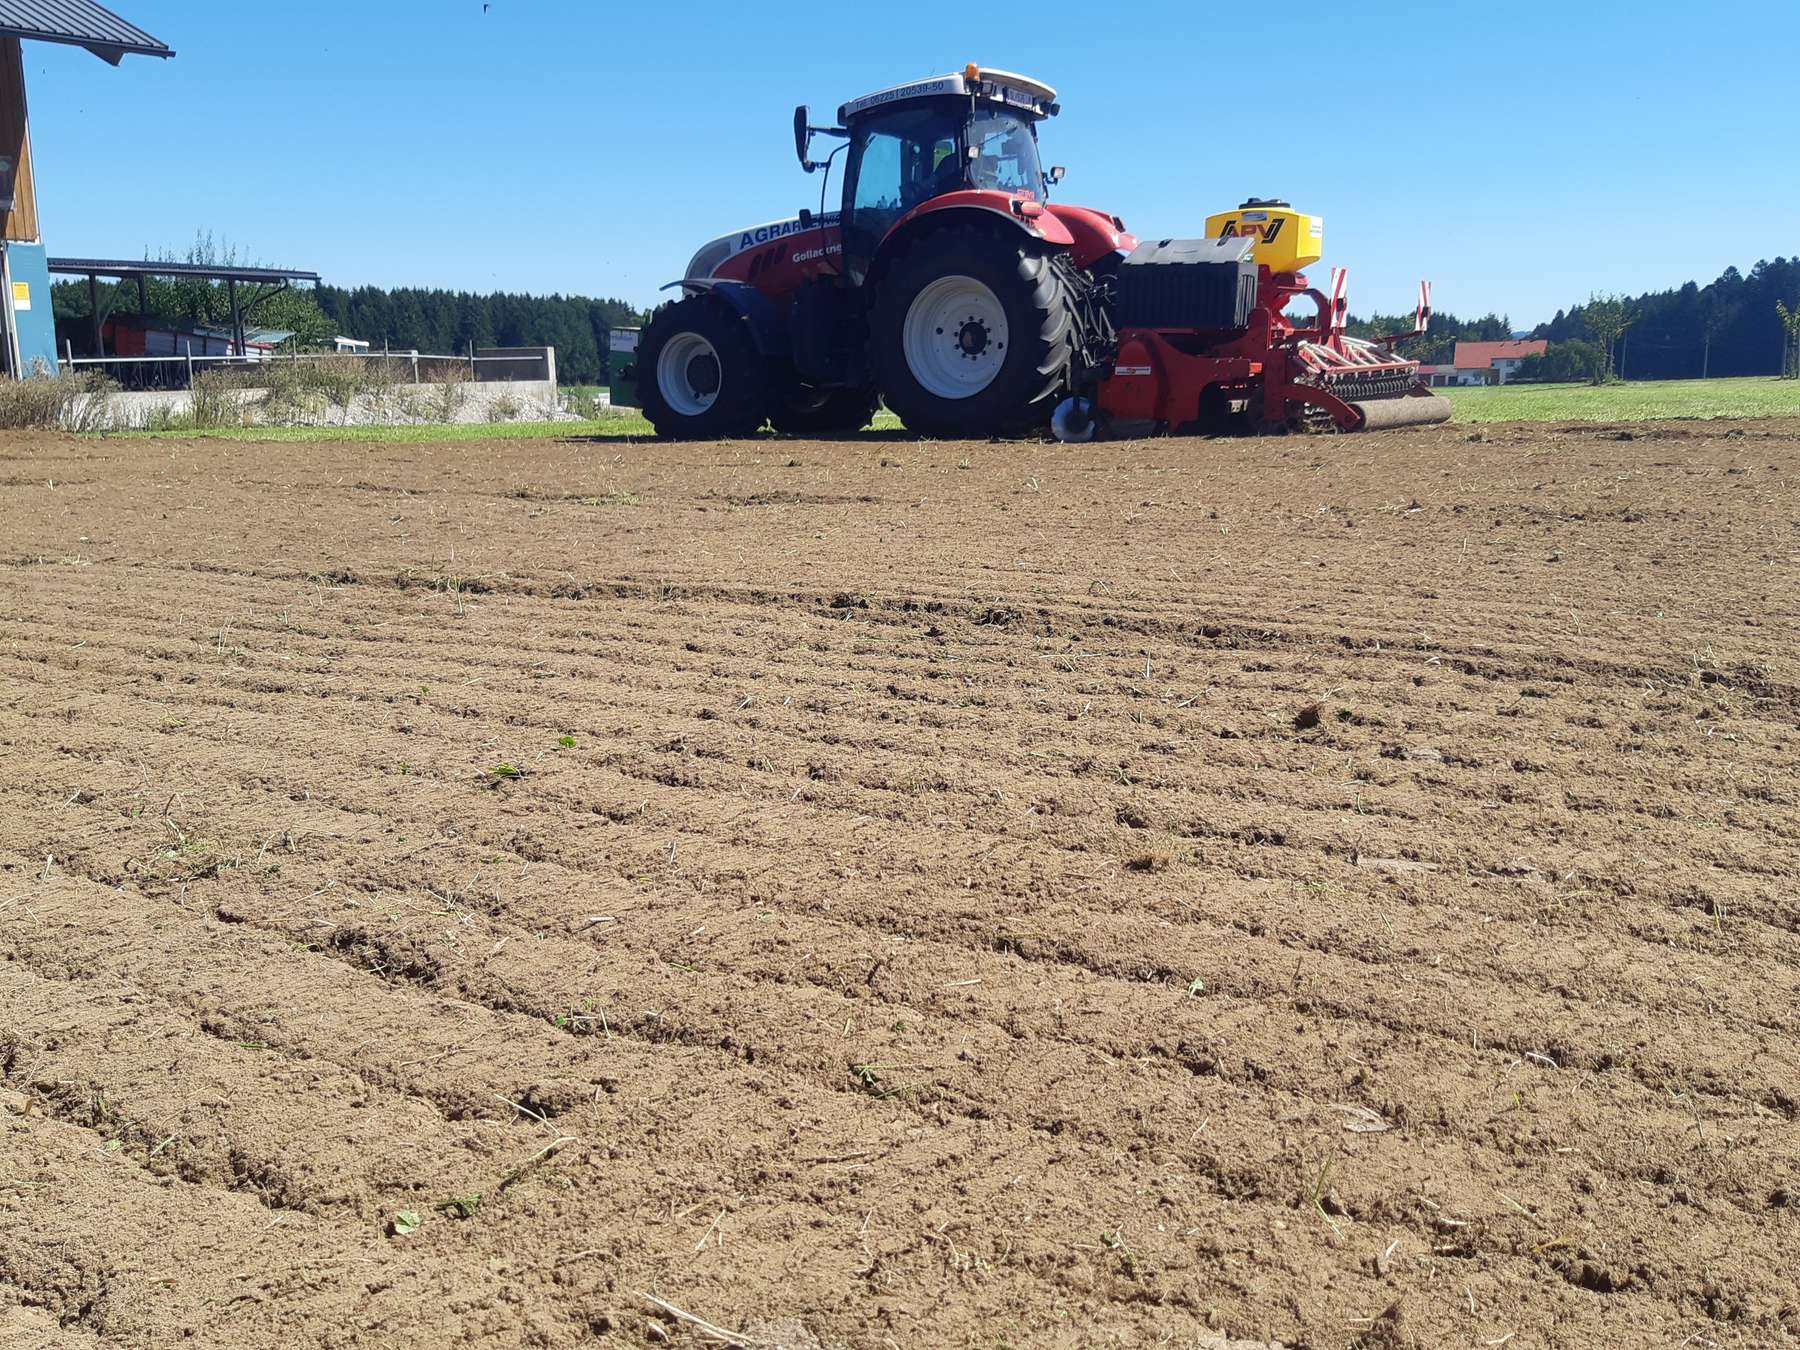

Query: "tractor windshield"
left=966, top=110, right=1044, bottom=196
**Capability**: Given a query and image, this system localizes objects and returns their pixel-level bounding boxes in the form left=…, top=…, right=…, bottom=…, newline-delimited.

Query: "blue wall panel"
left=7, top=241, right=57, bottom=374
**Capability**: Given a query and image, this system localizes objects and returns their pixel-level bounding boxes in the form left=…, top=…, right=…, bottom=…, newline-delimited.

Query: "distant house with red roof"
left=1449, top=339, right=1548, bottom=385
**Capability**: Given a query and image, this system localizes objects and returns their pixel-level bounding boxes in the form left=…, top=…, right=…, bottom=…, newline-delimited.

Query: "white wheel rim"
left=901, top=275, right=1009, bottom=400
left=656, top=332, right=721, bottom=416
left=1051, top=396, right=1097, bottom=443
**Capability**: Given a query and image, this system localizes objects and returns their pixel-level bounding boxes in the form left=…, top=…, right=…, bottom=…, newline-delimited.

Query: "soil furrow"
left=4, top=423, right=1799, bottom=1349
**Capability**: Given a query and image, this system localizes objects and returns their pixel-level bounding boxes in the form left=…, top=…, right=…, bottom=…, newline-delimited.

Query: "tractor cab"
left=796, top=66, right=1062, bottom=284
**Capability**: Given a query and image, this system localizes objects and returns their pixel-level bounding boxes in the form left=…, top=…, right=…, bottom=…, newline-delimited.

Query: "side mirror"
left=794, top=105, right=813, bottom=172
left=1048, top=165, right=1066, bottom=184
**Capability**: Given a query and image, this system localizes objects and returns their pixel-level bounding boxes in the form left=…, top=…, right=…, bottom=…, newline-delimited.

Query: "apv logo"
left=1217, top=216, right=1284, bottom=246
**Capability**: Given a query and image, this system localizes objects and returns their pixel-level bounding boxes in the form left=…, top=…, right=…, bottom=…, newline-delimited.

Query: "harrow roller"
left=1349, top=392, right=1454, bottom=432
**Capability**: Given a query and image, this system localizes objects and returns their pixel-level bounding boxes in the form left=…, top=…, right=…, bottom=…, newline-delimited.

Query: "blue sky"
left=23, top=0, right=1798, bottom=326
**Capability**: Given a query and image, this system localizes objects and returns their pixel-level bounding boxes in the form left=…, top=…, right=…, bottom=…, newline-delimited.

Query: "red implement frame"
left=1097, top=265, right=1438, bottom=432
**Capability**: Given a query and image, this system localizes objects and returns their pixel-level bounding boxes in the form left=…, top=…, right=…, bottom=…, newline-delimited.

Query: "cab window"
left=844, top=103, right=962, bottom=277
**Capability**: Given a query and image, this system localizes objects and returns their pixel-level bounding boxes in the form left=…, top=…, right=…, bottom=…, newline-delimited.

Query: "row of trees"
left=1527, top=256, right=1800, bottom=381
left=311, top=286, right=647, bottom=384
left=1511, top=340, right=1606, bottom=384
left=1344, top=256, right=1800, bottom=384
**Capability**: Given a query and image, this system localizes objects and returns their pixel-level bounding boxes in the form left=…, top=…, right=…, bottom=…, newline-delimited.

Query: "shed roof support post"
left=227, top=276, right=242, bottom=356
left=87, top=273, right=99, bottom=357
left=136, top=274, right=146, bottom=319
left=0, top=245, right=20, bottom=378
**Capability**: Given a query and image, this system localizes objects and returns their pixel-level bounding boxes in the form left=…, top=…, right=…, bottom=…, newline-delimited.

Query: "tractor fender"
left=885, top=191, right=1076, bottom=249
left=868, top=198, right=1074, bottom=291
left=1044, top=203, right=1139, bottom=270
left=660, top=277, right=788, bottom=357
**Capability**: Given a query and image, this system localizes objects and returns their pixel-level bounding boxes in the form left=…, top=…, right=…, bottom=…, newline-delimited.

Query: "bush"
left=431, top=368, right=466, bottom=422
left=188, top=367, right=253, bottom=428
left=257, top=353, right=399, bottom=425
left=160, top=356, right=402, bottom=432
left=0, top=367, right=117, bottom=432
left=1512, top=339, right=1608, bottom=384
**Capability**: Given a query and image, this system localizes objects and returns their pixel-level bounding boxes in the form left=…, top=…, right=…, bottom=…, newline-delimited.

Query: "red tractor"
left=639, top=65, right=1450, bottom=441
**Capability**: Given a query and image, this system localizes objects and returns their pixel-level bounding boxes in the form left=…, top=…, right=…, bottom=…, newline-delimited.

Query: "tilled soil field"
left=2, top=420, right=1797, bottom=1350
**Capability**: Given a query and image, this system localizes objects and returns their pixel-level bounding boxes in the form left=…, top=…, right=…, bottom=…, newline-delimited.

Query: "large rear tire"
left=638, top=296, right=769, bottom=439
left=871, top=225, right=1075, bottom=439
left=768, top=382, right=880, bottom=436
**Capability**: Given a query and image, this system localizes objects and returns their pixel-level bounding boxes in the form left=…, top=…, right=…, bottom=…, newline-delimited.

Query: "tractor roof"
left=837, top=67, right=1057, bottom=125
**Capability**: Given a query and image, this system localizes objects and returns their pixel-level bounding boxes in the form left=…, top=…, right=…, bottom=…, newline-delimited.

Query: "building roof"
left=0, top=0, right=171, bottom=62
left=193, top=323, right=293, bottom=346
left=49, top=258, right=318, bottom=283
left=1453, top=339, right=1547, bottom=369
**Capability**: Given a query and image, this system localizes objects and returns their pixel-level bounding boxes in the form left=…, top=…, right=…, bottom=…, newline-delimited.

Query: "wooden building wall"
left=0, top=37, right=39, bottom=242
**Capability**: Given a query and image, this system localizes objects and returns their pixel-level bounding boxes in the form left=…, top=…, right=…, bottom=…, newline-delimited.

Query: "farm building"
left=51, top=256, right=322, bottom=379
left=0, top=0, right=172, bottom=376
left=97, top=317, right=292, bottom=361
left=1451, top=338, right=1548, bottom=384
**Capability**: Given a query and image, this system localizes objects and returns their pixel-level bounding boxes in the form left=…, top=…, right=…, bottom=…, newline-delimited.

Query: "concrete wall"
left=94, top=377, right=567, bottom=429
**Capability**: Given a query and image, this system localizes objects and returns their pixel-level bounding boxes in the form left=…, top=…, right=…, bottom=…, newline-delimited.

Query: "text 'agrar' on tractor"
left=639, top=64, right=1453, bottom=441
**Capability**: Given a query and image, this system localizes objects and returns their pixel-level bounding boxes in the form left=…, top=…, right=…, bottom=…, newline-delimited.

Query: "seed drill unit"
left=640, top=64, right=1452, bottom=441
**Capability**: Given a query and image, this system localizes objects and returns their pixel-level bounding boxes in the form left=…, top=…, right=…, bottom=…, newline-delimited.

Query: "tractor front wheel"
left=638, top=296, right=769, bottom=439
left=872, top=226, right=1074, bottom=439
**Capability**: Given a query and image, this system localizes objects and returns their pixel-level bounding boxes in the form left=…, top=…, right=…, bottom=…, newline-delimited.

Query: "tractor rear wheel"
left=871, top=225, right=1075, bottom=439
left=769, top=381, right=880, bottom=436
left=638, top=296, right=769, bottom=438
